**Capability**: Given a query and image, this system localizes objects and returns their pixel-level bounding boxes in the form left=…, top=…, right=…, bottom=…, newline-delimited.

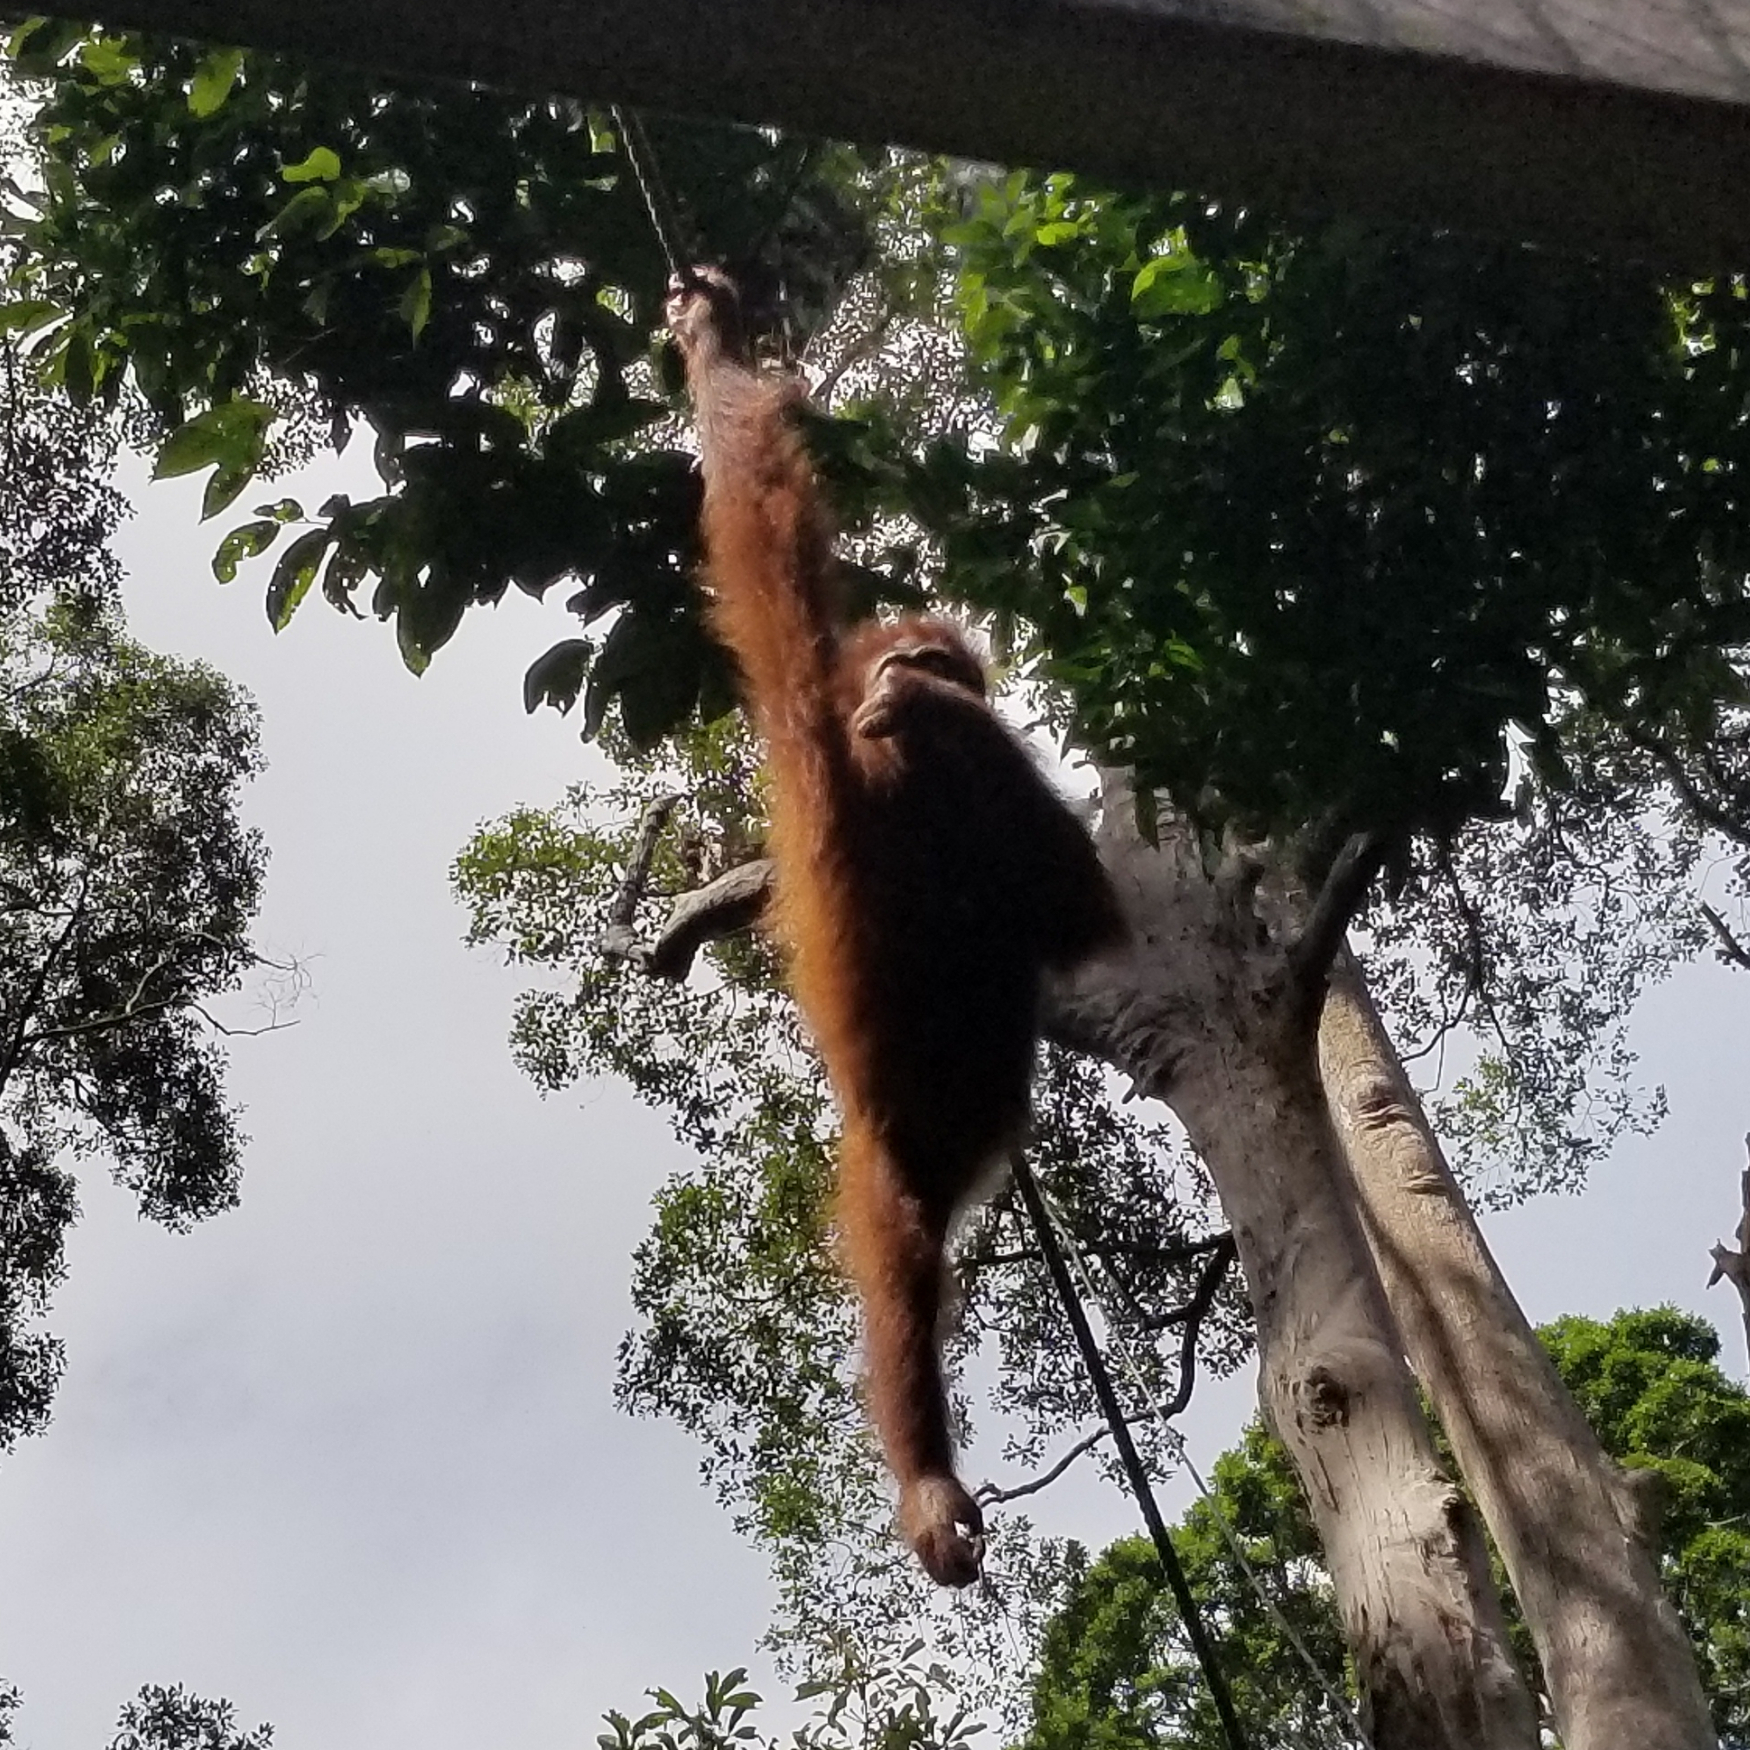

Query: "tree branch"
left=1706, top=1137, right=1750, bottom=1371
left=597, top=793, right=684, bottom=964
left=1145, top=1232, right=1237, bottom=1417
left=1701, top=902, right=1750, bottom=973
left=975, top=1414, right=1152, bottom=1506
left=1629, top=727, right=1750, bottom=850
left=1286, top=830, right=1385, bottom=994
left=191, top=1004, right=301, bottom=1039
left=647, top=857, right=775, bottom=979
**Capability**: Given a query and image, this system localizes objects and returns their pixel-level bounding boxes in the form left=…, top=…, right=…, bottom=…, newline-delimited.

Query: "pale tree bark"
left=1319, top=953, right=1718, bottom=1750
left=1706, top=1139, right=1750, bottom=1375
left=1050, top=781, right=1538, bottom=1750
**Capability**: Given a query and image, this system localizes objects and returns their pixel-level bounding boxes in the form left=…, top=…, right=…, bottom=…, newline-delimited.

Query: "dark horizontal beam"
left=61, top=0, right=1750, bottom=267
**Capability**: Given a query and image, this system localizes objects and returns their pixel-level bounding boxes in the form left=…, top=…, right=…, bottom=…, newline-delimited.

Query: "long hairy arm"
left=668, top=275, right=843, bottom=788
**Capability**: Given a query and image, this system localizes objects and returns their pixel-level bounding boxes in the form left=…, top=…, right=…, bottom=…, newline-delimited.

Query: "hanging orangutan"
left=667, top=269, right=1124, bottom=1586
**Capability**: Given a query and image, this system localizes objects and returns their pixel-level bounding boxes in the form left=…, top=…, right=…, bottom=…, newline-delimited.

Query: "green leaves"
left=582, top=610, right=707, bottom=747
left=0, top=34, right=881, bottom=706
left=258, top=178, right=366, bottom=243
left=265, top=528, right=332, bottom=631
left=1130, top=250, right=1223, bottom=318
left=152, top=399, right=277, bottom=520
left=187, top=46, right=243, bottom=116
left=280, top=145, right=342, bottom=184
left=211, top=519, right=281, bottom=583
left=931, top=170, right=1750, bottom=851
left=398, top=264, right=432, bottom=341
left=523, top=637, right=593, bottom=715
left=0, top=300, right=63, bottom=338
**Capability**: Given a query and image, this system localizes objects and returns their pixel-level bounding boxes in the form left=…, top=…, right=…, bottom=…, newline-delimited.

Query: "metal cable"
left=610, top=103, right=699, bottom=288
left=1011, top=1152, right=1250, bottom=1750
left=1029, top=1170, right=1375, bottom=1750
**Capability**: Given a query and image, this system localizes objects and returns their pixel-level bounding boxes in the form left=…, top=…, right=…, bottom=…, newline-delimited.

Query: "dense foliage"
left=10, top=23, right=1750, bottom=863
left=935, top=180, right=1750, bottom=853
left=8, top=16, right=1750, bottom=1712
left=1025, top=1309, right=1750, bottom=1749
left=0, top=20, right=885, bottom=718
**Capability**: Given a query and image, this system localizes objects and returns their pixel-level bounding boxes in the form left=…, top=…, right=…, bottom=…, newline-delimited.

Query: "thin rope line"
left=1031, top=1174, right=1375, bottom=1750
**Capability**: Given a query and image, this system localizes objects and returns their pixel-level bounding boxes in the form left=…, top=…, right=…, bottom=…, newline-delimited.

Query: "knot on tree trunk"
left=1350, top=1073, right=1415, bottom=1131
left=1299, top=1361, right=1353, bottom=1428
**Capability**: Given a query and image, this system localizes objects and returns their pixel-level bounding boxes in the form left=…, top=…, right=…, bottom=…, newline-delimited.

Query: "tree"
left=0, top=1682, right=272, bottom=1750
left=6, top=26, right=1747, bottom=1745
left=107, top=1686, right=273, bottom=1750
left=0, top=351, right=269, bottom=1445
left=599, top=1655, right=983, bottom=1750
left=1026, top=1308, right=1750, bottom=1750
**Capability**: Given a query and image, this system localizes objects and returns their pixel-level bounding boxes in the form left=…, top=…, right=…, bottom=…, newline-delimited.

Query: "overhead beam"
left=60, top=0, right=1750, bottom=266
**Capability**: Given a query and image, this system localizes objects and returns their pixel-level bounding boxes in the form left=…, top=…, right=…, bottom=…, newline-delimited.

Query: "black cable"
left=1011, top=1152, right=1249, bottom=1750
left=610, top=103, right=699, bottom=288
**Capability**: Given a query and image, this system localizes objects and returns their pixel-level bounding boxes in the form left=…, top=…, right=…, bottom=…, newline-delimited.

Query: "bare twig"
left=191, top=1004, right=300, bottom=1039
left=1701, top=902, right=1750, bottom=973
left=1286, top=831, right=1385, bottom=995
left=1707, top=1136, right=1750, bottom=1374
left=976, top=1414, right=1150, bottom=1506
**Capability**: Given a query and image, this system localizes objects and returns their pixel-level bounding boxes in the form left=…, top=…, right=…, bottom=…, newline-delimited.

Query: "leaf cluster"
left=2, top=21, right=871, bottom=703
left=924, top=174, right=1750, bottom=859
left=600, top=1652, right=983, bottom=1750
left=107, top=1685, right=273, bottom=1750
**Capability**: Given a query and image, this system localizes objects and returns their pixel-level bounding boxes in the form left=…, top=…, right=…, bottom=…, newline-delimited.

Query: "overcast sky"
left=1, top=446, right=1747, bottom=1749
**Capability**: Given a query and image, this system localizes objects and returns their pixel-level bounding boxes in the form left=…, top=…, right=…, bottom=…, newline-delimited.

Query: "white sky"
left=0, top=446, right=1747, bottom=1748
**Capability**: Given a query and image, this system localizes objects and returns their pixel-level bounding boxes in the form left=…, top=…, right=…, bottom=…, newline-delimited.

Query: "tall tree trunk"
left=1054, top=788, right=1537, bottom=1749
left=1318, top=952, right=1718, bottom=1750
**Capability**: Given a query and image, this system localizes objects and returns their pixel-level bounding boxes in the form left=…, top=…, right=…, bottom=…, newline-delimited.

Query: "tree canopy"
left=0, top=340, right=267, bottom=1446
left=10, top=28, right=1750, bottom=871
left=1026, top=1308, right=1750, bottom=1750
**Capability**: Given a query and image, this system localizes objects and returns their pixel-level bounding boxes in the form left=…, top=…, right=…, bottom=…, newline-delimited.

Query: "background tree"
left=106, top=1686, right=273, bottom=1750
left=1025, top=1308, right=1750, bottom=1749
left=0, top=345, right=269, bottom=1445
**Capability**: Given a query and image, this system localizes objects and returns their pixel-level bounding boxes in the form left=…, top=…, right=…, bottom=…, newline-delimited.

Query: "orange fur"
left=668, top=272, right=1124, bottom=1586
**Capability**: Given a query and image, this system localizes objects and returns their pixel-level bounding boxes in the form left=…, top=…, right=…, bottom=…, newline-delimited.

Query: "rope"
left=1028, top=1170, right=1376, bottom=1750
left=1011, top=1152, right=1250, bottom=1750
left=610, top=104, right=699, bottom=289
